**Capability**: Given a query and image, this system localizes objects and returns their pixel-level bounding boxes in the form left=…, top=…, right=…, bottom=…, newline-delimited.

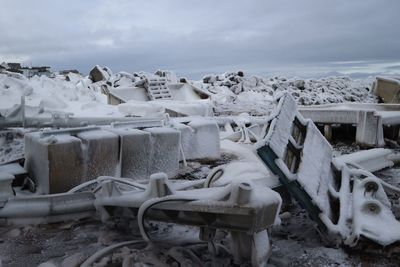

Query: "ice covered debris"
left=373, top=76, right=400, bottom=103
left=256, top=93, right=400, bottom=247
left=24, top=126, right=179, bottom=194
left=0, top=70, right=117, bottom=117
left=24, top=119, right=221, bottom=193
left=89, top=65, right=112, bottom=82
left=199, top=71, right=376, bottom=115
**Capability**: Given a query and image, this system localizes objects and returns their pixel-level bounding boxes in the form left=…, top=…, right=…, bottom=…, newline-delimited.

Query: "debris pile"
left=256, top=94, right=400, bottom=248
left=198, top=71, right=377, bottom=115
left=0, top=70, right=112, bottom=117
left=2, top=67, right=400, bottom=266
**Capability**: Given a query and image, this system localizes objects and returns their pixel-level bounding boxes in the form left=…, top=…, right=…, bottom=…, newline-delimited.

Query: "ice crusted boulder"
left=200, top=72, right=376, bottom=111
left=154, top=69, right=178, bottom=83
left=293, top=79, right=305, bottom=90
left=89, top=65, right=111, bottom=82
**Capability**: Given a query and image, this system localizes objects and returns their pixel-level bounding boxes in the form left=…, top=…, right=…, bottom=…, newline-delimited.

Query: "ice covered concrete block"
left=144, top=127, right=180, bottom=178
left=174, top=120, right=219, bottom=161
left=106, top=127, right=151, bottom=180
left=89, top=65, right=109, bottom=82
left=173, top=123, right=193, bottom=161
left=76, top=130, right=119, bottom=181
left=24, top=132, right=84, bottom=194
left=356, top=111, right=384, bottom=147
left=334, top=148, right=395, bottom=173
left=186, top=120, right=220, bottom=159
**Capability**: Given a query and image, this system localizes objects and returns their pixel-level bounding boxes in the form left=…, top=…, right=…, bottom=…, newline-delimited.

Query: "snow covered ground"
left=0, top=68, right=398, bottom=266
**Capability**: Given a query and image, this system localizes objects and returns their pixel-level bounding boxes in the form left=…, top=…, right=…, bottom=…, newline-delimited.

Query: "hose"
left=172, top=179, right=207, bottom=190
left=68, top=176, right=146, bottom=193
left=204, top=167, right=224, bottom=188
left=137, top=196, right=196, bottom=243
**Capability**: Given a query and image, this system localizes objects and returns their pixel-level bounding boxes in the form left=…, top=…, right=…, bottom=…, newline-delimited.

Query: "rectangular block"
left=24, top=132, right=84, bottom=194
left=145, top=127, right=180, bottom=178
left=76, top=130, right=119, bottom=181
left=173, top=123, right=193, bottom=161
left=106, top=128, right=151, bottom=180
left=187, top=120, right=220, bottom=160
left=356, top=111, right=384, bottom=147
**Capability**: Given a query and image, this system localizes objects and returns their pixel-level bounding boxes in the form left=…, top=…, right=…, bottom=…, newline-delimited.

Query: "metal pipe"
left=0, top=192, right=95, bottom=224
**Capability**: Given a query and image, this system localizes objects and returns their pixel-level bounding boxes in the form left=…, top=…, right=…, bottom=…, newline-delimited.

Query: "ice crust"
left=0, top=68, right=377, bottom=120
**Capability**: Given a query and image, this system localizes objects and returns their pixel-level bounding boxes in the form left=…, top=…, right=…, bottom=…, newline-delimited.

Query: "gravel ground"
left=1, top=138, right=400, bottom=266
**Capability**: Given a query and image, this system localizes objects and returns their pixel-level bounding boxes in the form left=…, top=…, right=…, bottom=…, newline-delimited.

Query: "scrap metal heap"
left=256, top=93, right=400, bottom=247
left=1, top=93, right=400, bottom=265
left=0, top=114, right=282, bottom=266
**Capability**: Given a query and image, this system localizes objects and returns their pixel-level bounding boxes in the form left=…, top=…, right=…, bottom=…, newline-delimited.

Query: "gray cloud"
left=0, top=0, right=399, bottom=78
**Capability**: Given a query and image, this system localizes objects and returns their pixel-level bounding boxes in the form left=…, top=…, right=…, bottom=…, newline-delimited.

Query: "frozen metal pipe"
left=0, top=97, right=165, bottom=129
left=0, top=192, right=95, bottom=225
left=24, top=116, right=164, bottom=129
left=111, top=118, right=164, bottom=129
left=172, top=115, right=273, bottom=126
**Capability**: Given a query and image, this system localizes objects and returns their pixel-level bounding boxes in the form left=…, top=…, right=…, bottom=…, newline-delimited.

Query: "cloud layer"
left=1, top=0, right=399, bottom=78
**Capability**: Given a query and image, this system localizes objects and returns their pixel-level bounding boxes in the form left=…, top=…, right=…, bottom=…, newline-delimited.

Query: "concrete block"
left=173, top=123, right=193, bottom=161
left=89, top=65, right=108, bottom=82
left=24, top=132, right=84, bottom=194
left=187, top=120, right=220, bottom=159
left=356, top=111, right=384, bottom=147
left=174, top=120, right=220, bottom=161
left=144, top=127, right=180, bottom=178
left=76, top=130, right=119, bottom=181
left=106, top=128, right=151, bottom=180
left=25, top=129, right=120, bottom=194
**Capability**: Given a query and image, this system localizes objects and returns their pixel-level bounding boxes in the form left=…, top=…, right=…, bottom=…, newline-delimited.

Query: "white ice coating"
left=254, top=94, right=297, bottom=159
left=5, top=66, right=400, bottom=260
left=105, top=127, right=151, bottom=180
left=174, top=119, right=220, bottom=161
left=350, top=176, right=400, bottom=246
left=296, top=122, right=334, bottom=215
left=0, top=72, right=116, bottom=117
left=0, top=67, right=378, bottom=122
left=199, top=72, right=376, bottom=115
left=334, top=148, right=396, bottom=173
left=255, top=93, right=400, bottom=247
left=213, top=140, right=279, bottom=188
left=144, top=127, right=181, bottom=178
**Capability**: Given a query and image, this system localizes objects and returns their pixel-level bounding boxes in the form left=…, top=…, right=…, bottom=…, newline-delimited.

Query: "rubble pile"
left=0, top=70, right=110, bottom=117
left=0, top=66, right=379, bottom=118
left=2, top=66, right=400, bottom=266
left=198, top=71, right=377, bottom=115
left=103, top=68, right=178, bottom=89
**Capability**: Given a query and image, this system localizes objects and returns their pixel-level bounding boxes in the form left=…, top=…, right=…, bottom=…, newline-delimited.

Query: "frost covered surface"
left=197, top=71, right=377, bottom=115
left=0, top=67, right=398, bottom=266
left=0, top=71, right=119, bottom=117
left=334, top=148, right=395, bottom=173
left=296, top=123, right=334, bottom=215
left=0, top=68, right=378, bottom=118
left=254, top=94, right=297, bottom=158
left=351, top=176, right=400, bottom=246
left=0, top=130, right=24, bottom=164
left=218, top=140, right=279, bottom=188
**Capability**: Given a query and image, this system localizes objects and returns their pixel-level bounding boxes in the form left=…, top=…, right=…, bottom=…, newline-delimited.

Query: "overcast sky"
left=1, top=0, right=399, bottom=78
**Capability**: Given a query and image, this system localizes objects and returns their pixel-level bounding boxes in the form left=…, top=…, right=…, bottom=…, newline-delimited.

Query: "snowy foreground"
left=1, top=69, right=400, bottom=267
